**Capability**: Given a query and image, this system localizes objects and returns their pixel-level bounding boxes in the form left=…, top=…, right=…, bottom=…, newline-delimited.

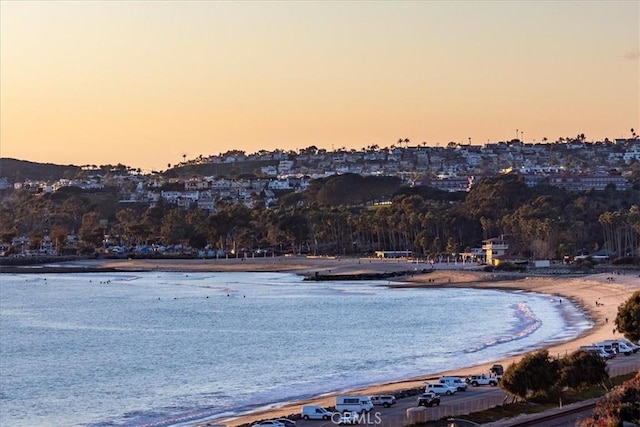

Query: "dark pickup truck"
left=417, top=392, right=441, bottom=407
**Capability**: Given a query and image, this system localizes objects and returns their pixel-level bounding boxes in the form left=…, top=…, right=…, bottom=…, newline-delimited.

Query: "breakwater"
left=303, top=268, right=432, bottom=281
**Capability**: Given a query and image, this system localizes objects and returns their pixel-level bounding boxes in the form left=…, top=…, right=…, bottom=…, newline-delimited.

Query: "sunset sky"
left=1, top=1, right=638, bottom=172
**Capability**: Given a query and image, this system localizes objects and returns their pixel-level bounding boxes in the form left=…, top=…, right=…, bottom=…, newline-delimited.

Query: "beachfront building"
left=375, top=250, right=412, bottom=259
left=482, top=237, right=509, bottom=266
left=460, top=247, right=484, bottom=263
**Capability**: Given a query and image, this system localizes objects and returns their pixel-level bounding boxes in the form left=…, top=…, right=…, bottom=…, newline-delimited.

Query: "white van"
left=619, top=339, right=640, bottom=353
left=301, top=405, right=333, bottom=420
left=438, top=376, right=468, bottom=391
left=335, top=396, right=373, bottom=414
left=602, top=340, right=634, bottom=356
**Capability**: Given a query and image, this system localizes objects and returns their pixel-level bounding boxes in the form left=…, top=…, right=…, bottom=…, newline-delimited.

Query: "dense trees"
left=78, top=212, right=104, bottom=249
left=558, top=349, right=608, bottom=391
left=599, top=206, right=640, bottom=258
left=500, top=350, right=560, bottom=400
left=304, top=174, right=402, bottom=206
left=615, top=291, right=640, bottom=342
left=500, top=349, right=608, bottom=401
left=0, top=174, right=639, bottom=261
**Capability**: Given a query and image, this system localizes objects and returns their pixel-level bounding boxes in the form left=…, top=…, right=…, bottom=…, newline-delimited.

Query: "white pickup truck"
left=465, top=374, right=500, bottom=387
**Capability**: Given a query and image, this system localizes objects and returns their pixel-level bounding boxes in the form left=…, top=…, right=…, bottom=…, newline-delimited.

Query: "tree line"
left=0, top=174, right=639, bottom=261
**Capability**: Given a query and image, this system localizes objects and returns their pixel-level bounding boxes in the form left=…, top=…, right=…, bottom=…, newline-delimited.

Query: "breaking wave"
left=465, top=302, right=542, bottom=354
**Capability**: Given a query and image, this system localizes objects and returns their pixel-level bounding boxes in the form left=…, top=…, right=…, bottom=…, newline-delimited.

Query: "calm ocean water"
left=0, top=271, right=592, bottom=427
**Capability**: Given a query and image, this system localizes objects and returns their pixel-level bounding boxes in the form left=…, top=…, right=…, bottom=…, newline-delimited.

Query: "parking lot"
left=292, top=352, right=640, bottom=427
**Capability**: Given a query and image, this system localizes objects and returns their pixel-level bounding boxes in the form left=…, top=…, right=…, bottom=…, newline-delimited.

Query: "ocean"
left=0, top=271, right=593, bottom=427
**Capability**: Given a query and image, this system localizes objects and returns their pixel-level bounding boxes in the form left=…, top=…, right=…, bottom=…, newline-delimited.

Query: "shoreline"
left=10, top=257, right=639, bottom=427
left=209, top=284, right=614, bottom=427
left=200, top=267, right=638, bottom=427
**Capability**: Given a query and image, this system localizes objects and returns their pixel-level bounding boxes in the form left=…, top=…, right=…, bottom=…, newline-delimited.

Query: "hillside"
left=0, top=158, right=82, bottom=183
left=164, top=160, right=278, bottom=178
left=0, top=158, right=280, bottom=183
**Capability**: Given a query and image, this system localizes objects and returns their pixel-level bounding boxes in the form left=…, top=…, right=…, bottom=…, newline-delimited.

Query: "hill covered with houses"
left=1, top=137, right=639, bottom=264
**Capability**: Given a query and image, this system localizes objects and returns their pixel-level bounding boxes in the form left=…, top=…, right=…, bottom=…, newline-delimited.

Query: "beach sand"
left=88, top=257, right=640, bottom=426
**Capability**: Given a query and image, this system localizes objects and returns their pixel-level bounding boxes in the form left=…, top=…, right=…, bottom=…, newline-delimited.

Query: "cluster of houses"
left=1, top=138, right=638, bottom=213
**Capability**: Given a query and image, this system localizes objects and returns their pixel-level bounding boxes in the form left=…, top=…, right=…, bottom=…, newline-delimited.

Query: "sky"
left=1, top=1, right=639, bottom=172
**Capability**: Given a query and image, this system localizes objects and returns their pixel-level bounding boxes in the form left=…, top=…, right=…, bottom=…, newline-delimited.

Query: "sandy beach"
left=77, top=257, right=640, bottom=426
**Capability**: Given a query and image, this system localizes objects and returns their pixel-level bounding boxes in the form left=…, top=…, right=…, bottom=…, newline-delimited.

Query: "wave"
left=464, top=302, right=542, bottom=354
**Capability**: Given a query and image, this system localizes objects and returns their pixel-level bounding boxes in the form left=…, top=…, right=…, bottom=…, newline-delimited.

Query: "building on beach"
left=482, top=237, right=509, bottom=266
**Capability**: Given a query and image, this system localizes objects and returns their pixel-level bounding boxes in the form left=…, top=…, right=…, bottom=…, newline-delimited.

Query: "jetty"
left=303, top=268, right=432, bottom=281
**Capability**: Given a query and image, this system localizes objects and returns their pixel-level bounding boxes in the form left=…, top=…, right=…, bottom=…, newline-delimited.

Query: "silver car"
left=370, top=395, right=396, bottom=407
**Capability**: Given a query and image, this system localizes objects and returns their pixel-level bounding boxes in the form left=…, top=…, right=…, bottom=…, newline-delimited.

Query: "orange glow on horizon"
left=1, top=1, right=638, bottom=171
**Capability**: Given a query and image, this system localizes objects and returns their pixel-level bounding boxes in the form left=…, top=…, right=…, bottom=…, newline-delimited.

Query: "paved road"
left=294, top=352, right=640, bottom=427
left=527, top=407, right=594, bottom=427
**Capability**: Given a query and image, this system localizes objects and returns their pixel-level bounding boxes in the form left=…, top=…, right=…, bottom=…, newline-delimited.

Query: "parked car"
left=252, top=421, right=284, bottom=427
left=602, top=339, right=635, bottom=356
left=490, top=364, right=504, bottom=376
left=417, top=392, right=441, bottom=407
left=274, top=419, right=296, bottom=427
left=338, top=412, right=360, bottom=425
left=335, top=396, right=373, bottom=413
left=438, top=376, right=468, bottom=391
left=465, top=374, right=499, bottom=387
left=579, top=345, right=614, bottom=360
left=370, top=395, right=396, bottom=407
left=301, top=405, right=333, bottom=420
left=425, top=382, right=457, bottom=396
left=593, top=342, right=618, bottom=358
left=619, top=339, right=640, bottom=353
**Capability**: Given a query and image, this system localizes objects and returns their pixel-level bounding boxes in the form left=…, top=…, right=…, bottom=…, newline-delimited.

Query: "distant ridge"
left=0, top=158, right=82, bottom=183
left=0, top=157, right=279, bottom=182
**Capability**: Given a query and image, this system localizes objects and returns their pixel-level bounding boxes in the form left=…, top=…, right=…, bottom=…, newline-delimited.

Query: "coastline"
left=218, top=273, right=637, bottom=427
left=21, top=257, right=640, bottom=427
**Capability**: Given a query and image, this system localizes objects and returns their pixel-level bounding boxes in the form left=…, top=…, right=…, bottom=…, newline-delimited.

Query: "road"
left=293, top=352, right=640, bottom=427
